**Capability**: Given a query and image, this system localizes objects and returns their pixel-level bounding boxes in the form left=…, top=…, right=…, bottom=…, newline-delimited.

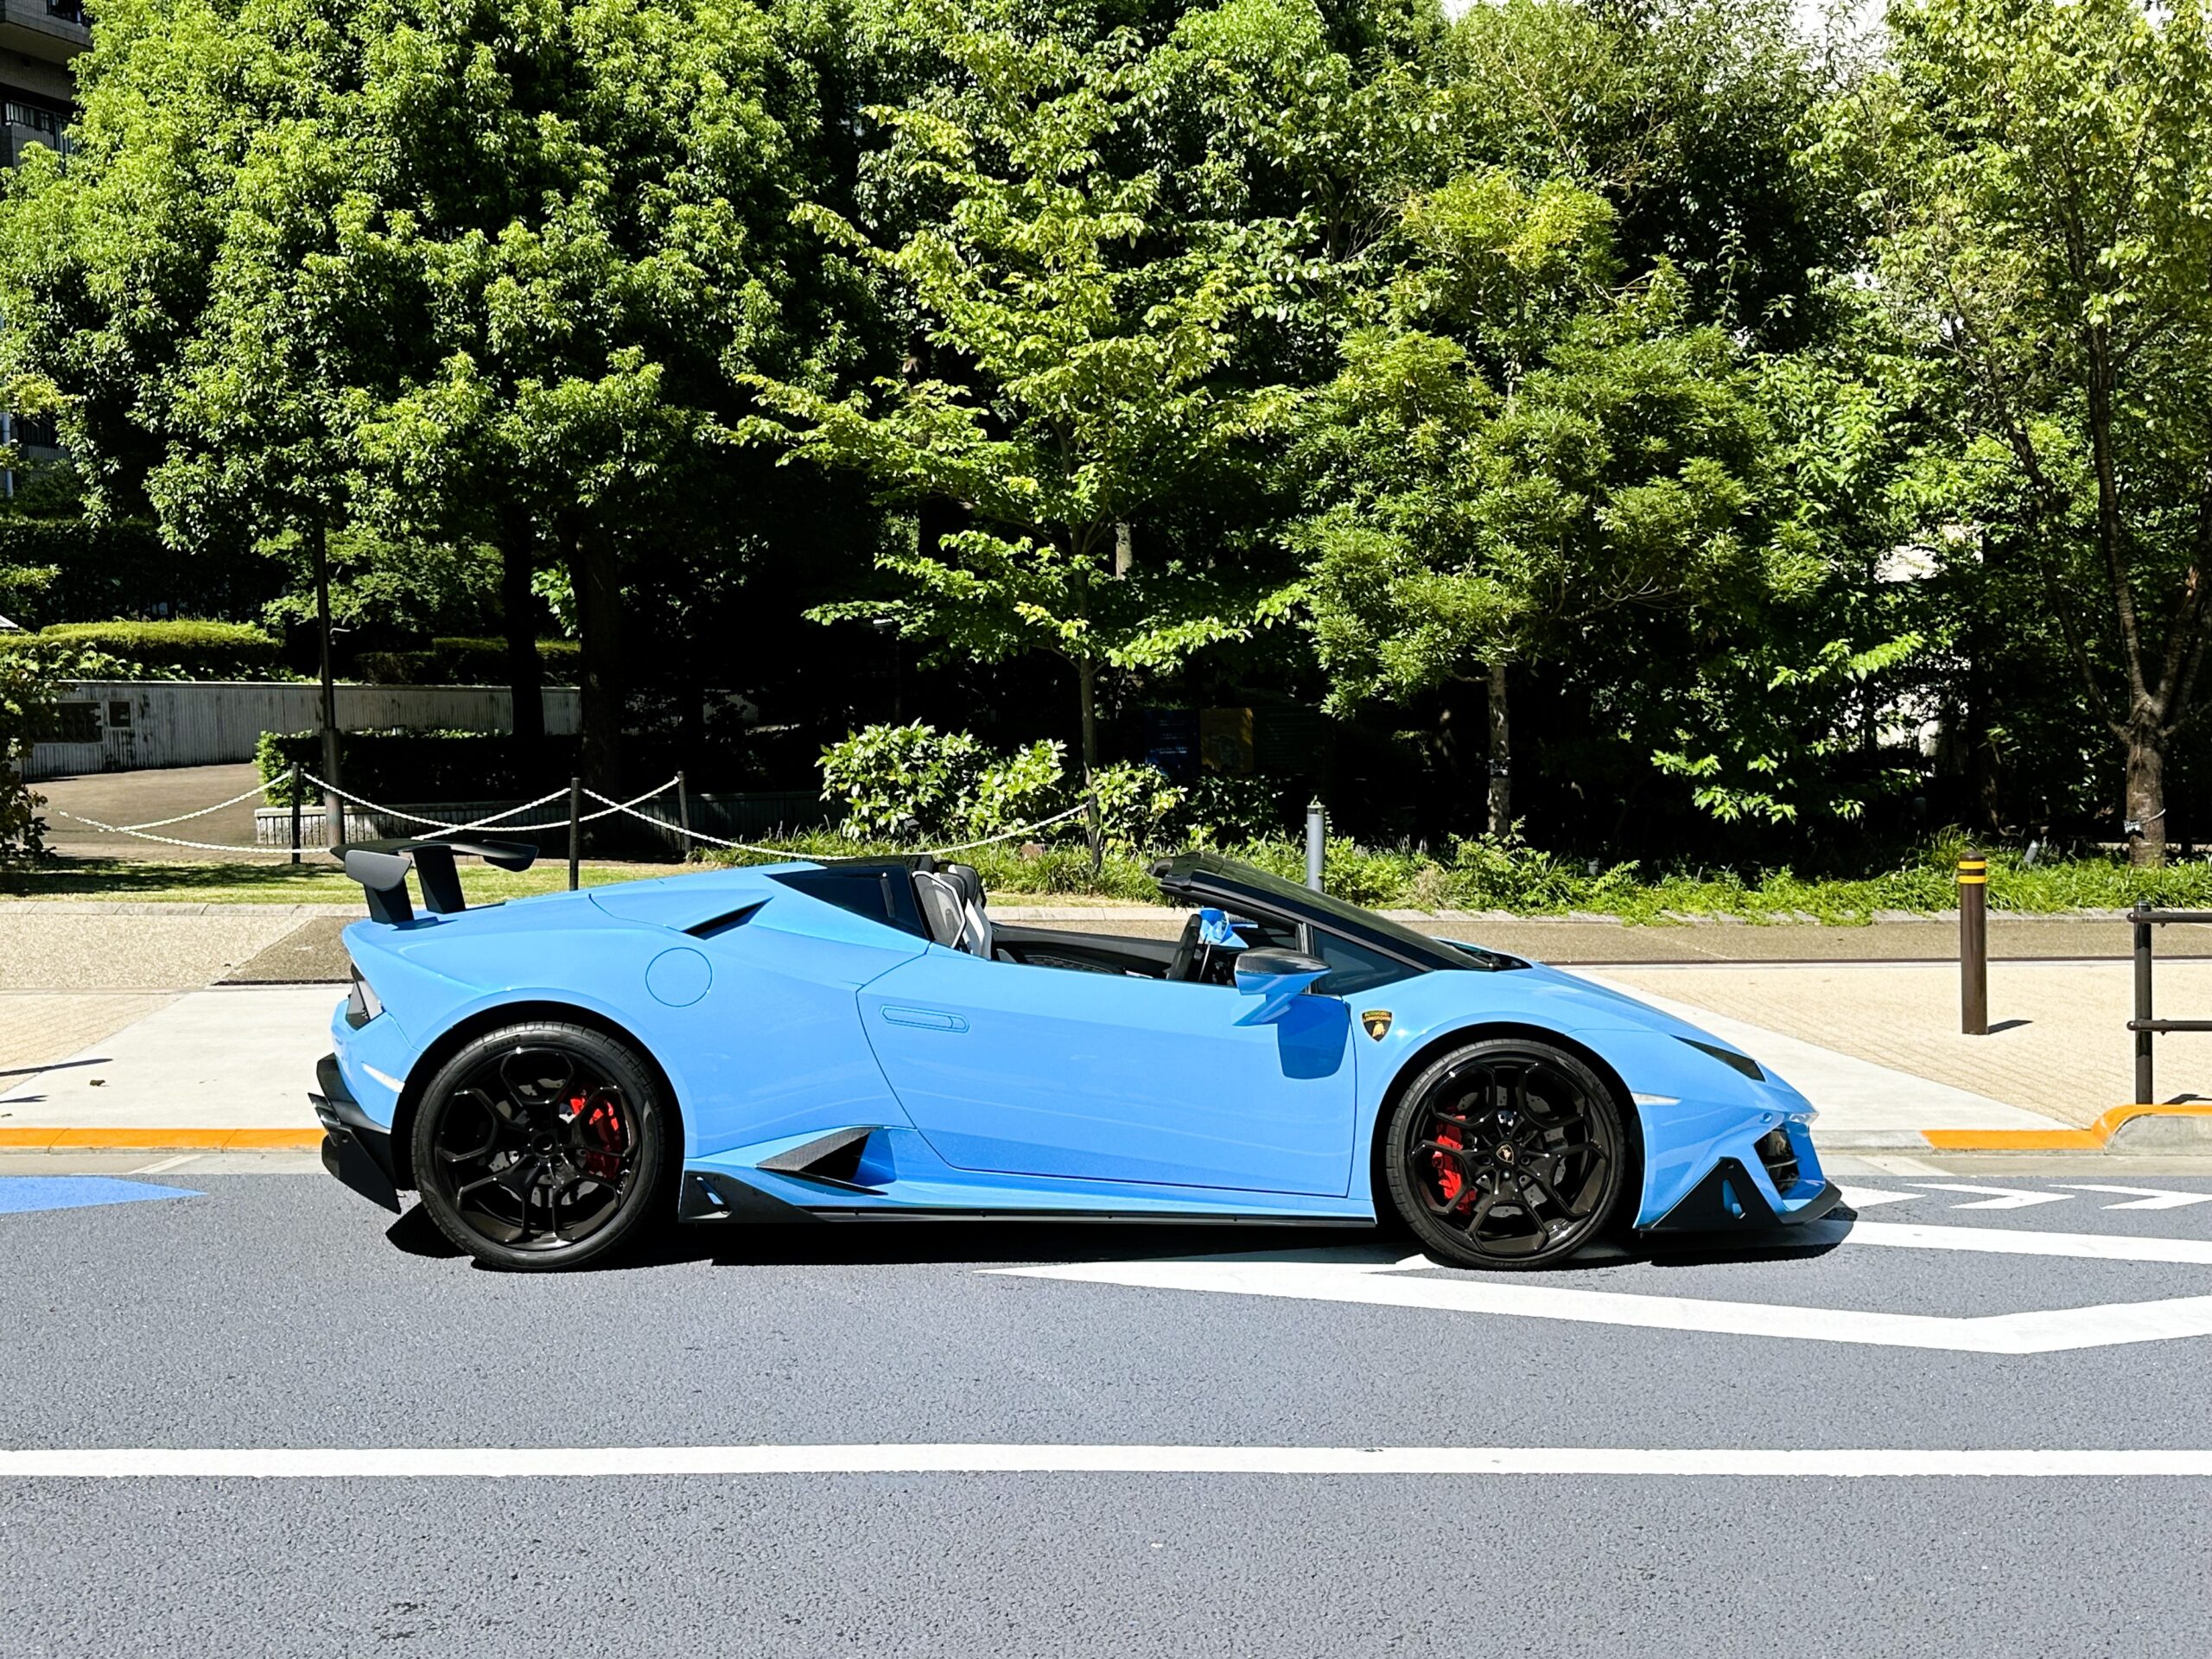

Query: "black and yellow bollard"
left=1958, top=852, right=1988, bottom=1035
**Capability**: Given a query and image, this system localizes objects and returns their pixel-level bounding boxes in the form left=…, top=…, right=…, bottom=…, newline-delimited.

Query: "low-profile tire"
left=1383, top=1038, right=1629, bottom=1271
left=410, top=1020, right=672, bottom=1271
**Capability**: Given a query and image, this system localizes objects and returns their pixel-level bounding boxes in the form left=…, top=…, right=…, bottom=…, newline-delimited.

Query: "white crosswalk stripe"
left=2056, top=1185, right=2212, bottom=1211
left=1871, top=1181, right=2212, bottom=1213
left=1913, top=1183, right=2073, bottom=1211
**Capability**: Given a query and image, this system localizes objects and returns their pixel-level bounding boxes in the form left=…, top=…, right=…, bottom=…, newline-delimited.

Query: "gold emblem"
left=1361, top=1009, right=1393, bottom=1041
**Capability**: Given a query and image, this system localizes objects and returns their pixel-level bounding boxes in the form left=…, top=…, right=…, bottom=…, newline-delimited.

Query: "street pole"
left=1958, top=851, right=1987, bottom=1036
left=1305, top=799, right=1325, bottom=893
left=2134, top=906, right=2156, bottom=1106
left=312, top=515, right=343, bottom=849
left=568, top=775, right=582, bottom=892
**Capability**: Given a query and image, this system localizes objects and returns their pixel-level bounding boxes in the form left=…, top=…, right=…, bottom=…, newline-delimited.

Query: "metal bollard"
left=1305, top=799, right=1325, bottom=893
left=1958, top=852, right=1987, bottom=1035
left=288, top=764, right=302, bottom=867
left=568, top=776, right=582, bottom=892
left=675, top=769, right=691, bottom=860
left=2135, top=907, right=2156, bottom=1105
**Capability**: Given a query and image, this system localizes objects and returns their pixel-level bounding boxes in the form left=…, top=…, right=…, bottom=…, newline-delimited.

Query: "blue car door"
left=858, top=949, right=1356, bottom=1196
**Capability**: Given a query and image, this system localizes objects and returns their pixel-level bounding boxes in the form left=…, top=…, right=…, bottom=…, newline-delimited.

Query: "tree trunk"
left=2126, top=713, right=2168, bottom=868
left=499, top=528, right=543, bottom=747
left=1485, top=659, right=1511, bottom=836
left=568, top=528, right=624, bottom=804
left=311, top=514, right=343, bottom=848
left=1077, top=653, right=1101, bottom=873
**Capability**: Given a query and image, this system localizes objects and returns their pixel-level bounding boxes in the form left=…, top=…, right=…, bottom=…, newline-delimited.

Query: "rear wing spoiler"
left=334, top=837, right=537, bottom=925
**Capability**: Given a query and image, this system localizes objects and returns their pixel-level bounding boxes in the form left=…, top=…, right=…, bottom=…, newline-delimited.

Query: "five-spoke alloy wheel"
left=411, top=1021, right=671, bottom=1270
left=1383, top=1038, right=1628, bottom=1270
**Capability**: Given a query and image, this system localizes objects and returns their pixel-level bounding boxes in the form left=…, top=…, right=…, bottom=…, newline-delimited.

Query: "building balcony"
left=0, top=0, right=91, bottom=66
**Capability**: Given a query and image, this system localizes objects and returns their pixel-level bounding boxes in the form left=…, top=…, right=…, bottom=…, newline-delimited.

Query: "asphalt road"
left=8, top=1166, right=2212, bottom=1656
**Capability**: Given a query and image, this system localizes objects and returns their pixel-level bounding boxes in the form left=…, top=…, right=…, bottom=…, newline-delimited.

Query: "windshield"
left=1161, top=855, right=1523, bottom=971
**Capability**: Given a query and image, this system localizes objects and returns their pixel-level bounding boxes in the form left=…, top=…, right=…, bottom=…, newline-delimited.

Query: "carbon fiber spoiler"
left=334, top=837, right=537, bottom=925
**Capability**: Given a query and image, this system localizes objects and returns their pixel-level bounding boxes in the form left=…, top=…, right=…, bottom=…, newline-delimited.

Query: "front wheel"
left=410, top=1021, right=672, bottom=1271
left=1382, top=1039, right=1629, bottom=1270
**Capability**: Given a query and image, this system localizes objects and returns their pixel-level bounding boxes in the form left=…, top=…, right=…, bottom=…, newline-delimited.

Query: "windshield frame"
left=1150, top=854, right=1523, bottom=973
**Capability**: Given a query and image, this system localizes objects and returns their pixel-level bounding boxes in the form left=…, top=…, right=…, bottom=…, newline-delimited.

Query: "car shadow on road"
left=381, top=1193, right=1861, bottom=1273
left=385, top=1206, right=1859, bottom=1274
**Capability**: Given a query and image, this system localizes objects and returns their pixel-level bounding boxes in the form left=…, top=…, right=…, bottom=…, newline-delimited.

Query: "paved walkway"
left=31, top=762, right=271, bottom=860
left=3, top=893, right=2202, bottom=1148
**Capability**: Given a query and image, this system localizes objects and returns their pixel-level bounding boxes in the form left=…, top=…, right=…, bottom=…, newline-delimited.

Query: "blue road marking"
left=0, top=1177, right=201, bottom=1216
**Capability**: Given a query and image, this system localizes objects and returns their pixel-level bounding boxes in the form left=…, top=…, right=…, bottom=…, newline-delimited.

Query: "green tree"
left=1296, top=170, right=1802, bottom=833
left=1839, top=0, right=2212, bottom=865
left=749, top=0, right=1310, bottom=831
left=1, top=0, right=842, bottom=794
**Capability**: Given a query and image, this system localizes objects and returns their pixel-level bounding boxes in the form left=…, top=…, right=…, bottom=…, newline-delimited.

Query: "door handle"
left=879, top=1005, right=969, bottom=1033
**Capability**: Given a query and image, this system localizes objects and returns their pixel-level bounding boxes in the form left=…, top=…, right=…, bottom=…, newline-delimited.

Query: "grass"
left=10, top=834, right=2212, bottom=919
left=0, top=855, right=671, bottom=904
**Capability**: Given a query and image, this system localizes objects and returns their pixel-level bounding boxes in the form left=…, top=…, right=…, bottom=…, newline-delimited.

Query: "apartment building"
left=0, top=0, right=84, bottom=487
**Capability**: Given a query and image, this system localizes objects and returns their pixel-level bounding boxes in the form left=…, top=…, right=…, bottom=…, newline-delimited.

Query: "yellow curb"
left=0, top=1128, right=325, bottom=1151
left=1921, top=1103, right=2212, bottom=1153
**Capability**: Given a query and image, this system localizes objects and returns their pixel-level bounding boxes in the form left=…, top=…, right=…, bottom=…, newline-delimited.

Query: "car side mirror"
left=1233, top=948, right=1329, bottom=1025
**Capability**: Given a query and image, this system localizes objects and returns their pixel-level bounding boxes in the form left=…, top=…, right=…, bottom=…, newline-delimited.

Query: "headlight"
left=345, top=962, right=384, bottom=1029
left=1676, top=1035, right=1763, bottom=1083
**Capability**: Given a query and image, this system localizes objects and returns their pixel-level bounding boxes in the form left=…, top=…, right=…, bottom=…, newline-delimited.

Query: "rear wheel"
left=1383, top=1039, right=1628, bottom=1270
left=410, top=1021, right=671, bottom=1271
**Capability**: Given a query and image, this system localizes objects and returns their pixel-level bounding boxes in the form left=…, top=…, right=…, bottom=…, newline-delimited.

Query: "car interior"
left=770, top=857, right=1417, bottom=995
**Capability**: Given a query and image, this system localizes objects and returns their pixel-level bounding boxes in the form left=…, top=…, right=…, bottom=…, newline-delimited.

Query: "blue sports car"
left=311, top=840, right=1837, bottom=1271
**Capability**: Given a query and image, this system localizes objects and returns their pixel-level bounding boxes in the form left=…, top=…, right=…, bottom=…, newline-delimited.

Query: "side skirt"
left=677, top=1170, right=1373, bottom=1229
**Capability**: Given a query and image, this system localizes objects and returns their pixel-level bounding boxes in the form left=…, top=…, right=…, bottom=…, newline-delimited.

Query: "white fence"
left=26, top=681, right=583, bottom=780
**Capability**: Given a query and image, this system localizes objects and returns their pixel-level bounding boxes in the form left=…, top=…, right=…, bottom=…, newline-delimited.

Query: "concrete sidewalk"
left=0, top=896, right=2198, bottom=1152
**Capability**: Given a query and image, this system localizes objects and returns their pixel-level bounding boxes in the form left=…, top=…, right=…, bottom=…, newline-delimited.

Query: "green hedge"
left=256, top=728, right=582, bottom=808
left=354, top=636, right=582, bottom=686
left=0, top=620, right=287, bottom=680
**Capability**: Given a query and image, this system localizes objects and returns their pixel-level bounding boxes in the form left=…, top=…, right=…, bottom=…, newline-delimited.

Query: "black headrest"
left=943, top=862, right=984, bottom=910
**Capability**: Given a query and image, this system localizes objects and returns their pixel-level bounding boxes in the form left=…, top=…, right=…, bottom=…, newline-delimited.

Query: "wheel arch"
left=1363, top=1021, right=1645, bottom=1213
left=389, top=1000, right=685, bottom=1190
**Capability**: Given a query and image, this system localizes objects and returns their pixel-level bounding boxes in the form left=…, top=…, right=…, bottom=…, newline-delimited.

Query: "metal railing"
left=2126, top=906, right=2212, bottom=1105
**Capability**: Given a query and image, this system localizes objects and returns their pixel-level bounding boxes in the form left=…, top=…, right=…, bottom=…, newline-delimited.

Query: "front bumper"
left=310, top=1052, right=402, bottom=1213
left=1643, top=1158, right=1841, bottom=1235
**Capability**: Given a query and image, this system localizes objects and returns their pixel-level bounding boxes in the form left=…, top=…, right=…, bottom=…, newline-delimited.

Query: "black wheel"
left=410, top=1021, right=672, bottom=1271
left=1383, top=1039, right=1628, bottom=1270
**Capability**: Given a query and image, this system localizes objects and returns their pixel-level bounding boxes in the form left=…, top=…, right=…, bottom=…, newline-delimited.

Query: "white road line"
left=1913, top=1183, right=2072, bottom=1211
left=992, top=1255, right=2212, bottom=1353
left=127, top=1154, right=200, bottom=1175
left=5, top=1446, right=2212, bottom=1479
left=1840, top=1219, right=2212, bottom=1266
left=1835, top=1185, right=1920, bottom=1209
left=2059, top=1185, right=2212, bottom=1211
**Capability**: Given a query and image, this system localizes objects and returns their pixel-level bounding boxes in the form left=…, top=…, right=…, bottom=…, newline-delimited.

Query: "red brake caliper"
left=1431, top=1124, right=1465, bottom=1208
left=573, top=1092, right=625, bottom=1180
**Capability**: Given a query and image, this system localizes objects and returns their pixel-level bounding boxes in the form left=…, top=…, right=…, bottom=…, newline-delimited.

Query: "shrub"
left=257, top=728, right=581, bottom=808
left=819, top=721, right=1291, bottom=850
left=0, top=620, right=286, bottom=681
left=0, top=647, right=54, bottom=861
left=818, top=723, right=990, bottom=841
left=354, top=637, right=582, bottom=686
left=1088, top=760, right=1183, bottom=852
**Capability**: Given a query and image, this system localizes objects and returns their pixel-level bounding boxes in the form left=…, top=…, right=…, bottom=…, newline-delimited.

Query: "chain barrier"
left=43, top=771, right=1095, bottom=863
left=583, top=789, right=1094, bottom=860
left=39, top=807, right=299, bottom=855
left=296, top=776, right=582, bottom=836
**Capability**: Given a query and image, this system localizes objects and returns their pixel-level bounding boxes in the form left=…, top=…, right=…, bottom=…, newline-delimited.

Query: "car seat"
left=914, top=864, right=993, bottom=958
